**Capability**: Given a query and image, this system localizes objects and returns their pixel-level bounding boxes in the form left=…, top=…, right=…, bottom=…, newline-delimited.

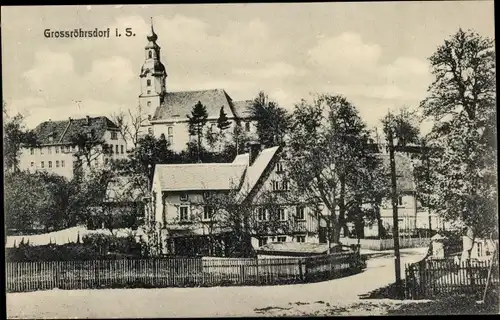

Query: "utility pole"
left=387, top=112, right=402, bottom=298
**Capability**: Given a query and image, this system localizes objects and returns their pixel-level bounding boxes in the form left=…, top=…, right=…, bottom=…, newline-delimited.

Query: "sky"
left=1, top=2, right=495, bottom=134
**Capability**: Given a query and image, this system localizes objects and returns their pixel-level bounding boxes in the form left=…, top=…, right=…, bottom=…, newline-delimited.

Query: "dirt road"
left=7, top=248, right=427, bottom=318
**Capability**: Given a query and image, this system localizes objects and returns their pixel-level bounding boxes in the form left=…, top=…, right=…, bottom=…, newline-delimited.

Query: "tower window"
left=147, top=101, right=151, bottom=107
left=148, top=51, right=152, bottom=59
left=147, top=79, right=151, bottom=87
left=147, top=90, right=151, bottom=94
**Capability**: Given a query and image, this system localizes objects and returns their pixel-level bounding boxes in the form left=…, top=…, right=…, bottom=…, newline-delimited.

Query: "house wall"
left=150, top=118, right=258, bottom=152
left=247, top=155, right=320, bottom=244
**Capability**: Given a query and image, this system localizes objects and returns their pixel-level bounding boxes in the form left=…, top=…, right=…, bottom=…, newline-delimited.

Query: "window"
left=277, top=236, right=286, bottom=243
left=179, top=206, right=189, bottom=221
left=257, top=207, right=267, bottom=221
left=61, top=160, right=65, bottom=167
left=203, top=206, right=214, bottom=220
left=245, top=122, right=250, bottom=132
left=71, top=145, right=76, bottom=152
left=278, top=208, right=287, bottom=221
left=147, top=79, right=151, bottom=86
left=258, top=237, right=268, bottom=247
left=276, top=161, right=284, bottom=173
left=105, top=158, right=109, bottom=165
left=56, top=160, right=60, bottom=168
left=203, top=192, right=211, bottom=200
left=41, top=161, right=45, bottom=168
left=296, top=235, right=306, bottom=243
left=115, top=145, right=119, bottom=154
left=272, top=180, right=279, bottom=191
left=87, top=132, right=92, bottom=139
left=148, top=127, right=153, bottom=135
left=296, top=206, right=305, bottom=220
left=398, top=196, right=403, bottom=206
left=48, top=147, right=52, bottom=155
left=148, top=51, right=152, bottom=59
left=282, top=180, right=289, bottom=191
left=121, top=145, right=124, bottom=154
left=30, top=148, right=34, bottom=155
left=180, top=193, right=189, bottom=201
left=147, top=101, right=151, bottom=107
left=147, top=90, right=151, bottom=94
left=111, top=131, right=118, bottom=140
left=48, top=161, right=52, bottom=168
left=40, top=148, right=44, bottom=155
left=66, top=146, right=71, bottom=152
left=30, top=162, right=35, bottom=167
left=168, top=127, right=173, bottom=135
left=55, top=146, right=59, bottom=154
left=95, top=160, right=99, bottom=167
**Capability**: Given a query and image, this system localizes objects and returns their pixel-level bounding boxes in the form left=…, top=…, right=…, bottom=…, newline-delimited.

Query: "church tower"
left=139, top=18, right=167, bottom=126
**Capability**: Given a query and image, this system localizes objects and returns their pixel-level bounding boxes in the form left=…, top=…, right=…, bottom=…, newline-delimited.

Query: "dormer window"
left=276, top=161, right=284, bottom=173
left=111, top=131, right=118, bottom=140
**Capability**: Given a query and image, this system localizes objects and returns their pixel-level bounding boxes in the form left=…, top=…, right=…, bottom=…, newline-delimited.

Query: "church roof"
left=32, top=116, right=119, bottom=145
left=151, top=89, right=254, bottom=121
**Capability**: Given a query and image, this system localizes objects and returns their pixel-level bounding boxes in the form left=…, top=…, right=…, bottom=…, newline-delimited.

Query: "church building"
left=138, top=20, right=258, bottom=152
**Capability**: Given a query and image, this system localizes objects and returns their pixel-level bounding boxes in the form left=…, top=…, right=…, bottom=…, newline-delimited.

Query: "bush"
left=82, top=233, right=141, bottom=254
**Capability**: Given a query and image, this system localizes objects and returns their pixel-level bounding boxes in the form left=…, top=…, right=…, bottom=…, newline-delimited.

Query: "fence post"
left=255, top=259, right=260, bottom=284
left=54, top=261, right=60, bottom=289
left=304, top=258, right=309, bottom=282
left=240, top=265, right=245, bottom=285
left=298, top=259, right=303, bottom=282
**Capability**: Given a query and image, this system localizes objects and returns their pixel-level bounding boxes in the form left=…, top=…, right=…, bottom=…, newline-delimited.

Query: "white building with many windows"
left=19, top=116, right=128, bottom=179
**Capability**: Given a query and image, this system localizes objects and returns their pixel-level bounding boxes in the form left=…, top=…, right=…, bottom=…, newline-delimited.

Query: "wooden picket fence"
left=404, top=257, right=500, bottom=300
left=6, top=251, right=363, bottom=292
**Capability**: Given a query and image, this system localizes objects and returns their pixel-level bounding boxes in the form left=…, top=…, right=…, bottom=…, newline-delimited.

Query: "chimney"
left=86, top=115, right=90, bottom=125
left=68, top=117, right=72, bottom=122
left=248, top=141, right=261, bottom=166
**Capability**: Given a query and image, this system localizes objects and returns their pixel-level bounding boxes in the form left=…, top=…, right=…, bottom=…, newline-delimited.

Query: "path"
left=6, top=248, right=427, bottom=318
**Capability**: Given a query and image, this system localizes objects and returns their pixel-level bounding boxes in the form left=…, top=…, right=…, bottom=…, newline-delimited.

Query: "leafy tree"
left=187, top=101, right=208, bottom=162
left=287, top=95, right=382, bottom=245
left=419, top=28, right=497, bottom=251
left=3, top=103, right=38, bottom=172
left=249, top=91, right=291, bottom=147
left=4, top=171, right=50, bottom=231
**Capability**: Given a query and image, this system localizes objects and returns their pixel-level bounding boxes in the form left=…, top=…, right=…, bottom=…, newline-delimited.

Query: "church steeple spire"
left=139, top=18, right=167, bottom=121
left=147, top=17, right=158, bottom=42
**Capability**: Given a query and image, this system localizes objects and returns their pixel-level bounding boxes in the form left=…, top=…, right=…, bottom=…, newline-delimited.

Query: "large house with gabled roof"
left=19, top=115, right=128, bottom=179
left=138, top=21, right=258, bottom=152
